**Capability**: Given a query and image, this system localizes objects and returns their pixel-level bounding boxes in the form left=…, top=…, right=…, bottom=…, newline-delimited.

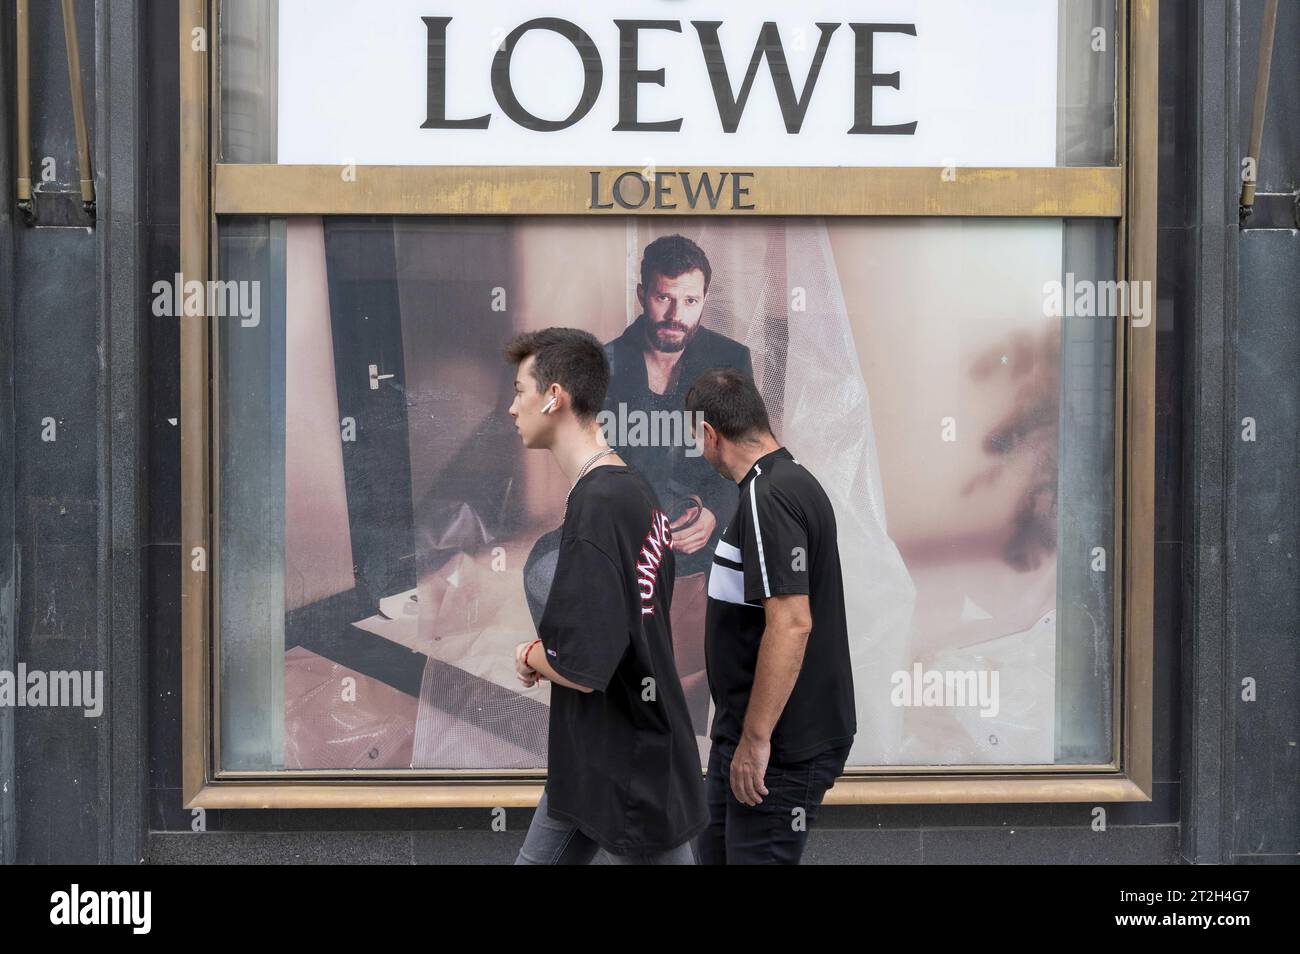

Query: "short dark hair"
left=641, top=234, right=712, bottom=295
left=503, top=327, right=609, bottom=423
left=684, top=367, right=771, bottom=442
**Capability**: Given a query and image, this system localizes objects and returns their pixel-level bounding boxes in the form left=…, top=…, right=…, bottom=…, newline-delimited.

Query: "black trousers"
left=698, top=738, right=851, bottom=865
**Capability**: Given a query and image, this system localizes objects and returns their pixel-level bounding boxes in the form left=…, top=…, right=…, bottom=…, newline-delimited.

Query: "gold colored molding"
left=180, top=0, right=210, bottom=809
left=824, top=776, right=1148, bottom=806
left=1119, top=0, right=1158, bottom=801
left=185, top=775, right=1146, bottom=810
left=214, top=163, right=1123, bottom=217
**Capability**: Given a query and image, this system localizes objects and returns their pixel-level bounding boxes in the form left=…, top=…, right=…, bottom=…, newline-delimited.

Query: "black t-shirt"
left=704, top=446, right=856, bottom=762
left=537, top=464, right=707, bottom=853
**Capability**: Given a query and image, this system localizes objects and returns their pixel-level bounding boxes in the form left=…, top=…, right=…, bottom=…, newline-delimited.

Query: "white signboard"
left=277, top=0, right=1059, bottom=167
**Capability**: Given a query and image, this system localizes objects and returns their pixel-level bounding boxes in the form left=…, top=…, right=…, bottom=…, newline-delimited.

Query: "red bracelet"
left=524, top=639, right=543, bottom=672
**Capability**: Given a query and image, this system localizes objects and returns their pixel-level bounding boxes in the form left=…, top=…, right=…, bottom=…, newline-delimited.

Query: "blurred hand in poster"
left=669, top=495, right=716, bottom=554
left=964, top=323, right=1061, bottom=571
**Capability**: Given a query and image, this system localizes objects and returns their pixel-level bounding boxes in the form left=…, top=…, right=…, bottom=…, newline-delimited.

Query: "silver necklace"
left=564, top=448, right=616, bottom=517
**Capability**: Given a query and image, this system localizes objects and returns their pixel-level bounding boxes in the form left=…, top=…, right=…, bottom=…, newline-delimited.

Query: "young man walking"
left=685, top=367, right=856, bottom=864
left=505, top=327, right=706, bottom=864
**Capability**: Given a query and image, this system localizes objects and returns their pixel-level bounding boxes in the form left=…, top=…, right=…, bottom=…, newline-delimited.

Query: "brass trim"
left=214, top=164, right=1124, bottom=217
left=1110, top=0, right=1129, bottom=775
left=208, top=0, right=224, bottom=784
left=181, top=1, right=1159, bottom=808
left=1119, top=0, right=1157, bottom=800
left=180, top=0, right=211, bottom=808
left=16, top=0, right=32, bottom=204
left=824, top=776, right=1148, bottom=806
left=185, top=775, right=1147, bottom=810
left=207, top=758, right=1119, bottom=781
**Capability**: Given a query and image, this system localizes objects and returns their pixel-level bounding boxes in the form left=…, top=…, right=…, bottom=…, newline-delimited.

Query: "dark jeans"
left=698, top=738, right=851, bottom=865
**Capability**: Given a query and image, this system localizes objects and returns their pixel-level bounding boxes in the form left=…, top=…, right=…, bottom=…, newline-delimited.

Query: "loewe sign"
left=422, top=18, right=918, bottom=137
left=278, top=1, right=1059, bottom=168
left=589, top=170, right=754, bottom=212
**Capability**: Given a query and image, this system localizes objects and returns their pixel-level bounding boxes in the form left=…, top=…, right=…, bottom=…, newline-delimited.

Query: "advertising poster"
left=278, top=214, right=1066, bottom=769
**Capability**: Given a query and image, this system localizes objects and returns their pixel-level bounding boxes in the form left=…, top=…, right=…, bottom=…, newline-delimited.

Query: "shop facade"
left=0, top=0, right=1296, bottom=864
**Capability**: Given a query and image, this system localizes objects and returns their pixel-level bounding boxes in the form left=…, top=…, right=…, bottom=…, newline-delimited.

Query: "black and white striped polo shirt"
left=703, top=445, right=856, bottom=763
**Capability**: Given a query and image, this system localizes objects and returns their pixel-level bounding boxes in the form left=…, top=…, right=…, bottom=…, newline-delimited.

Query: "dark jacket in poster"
left=604, top=314, right=755, bottom=575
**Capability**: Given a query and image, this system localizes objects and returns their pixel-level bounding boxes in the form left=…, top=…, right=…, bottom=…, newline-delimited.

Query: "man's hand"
left=671, top=505, right=717, bottom=555
left=730, top=732, right=771, bottom=806
left=515, top=641, right=542, bottom=689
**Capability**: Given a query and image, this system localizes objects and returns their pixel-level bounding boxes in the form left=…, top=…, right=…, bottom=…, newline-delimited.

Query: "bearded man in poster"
left=603, top=234, right=754, bottom=740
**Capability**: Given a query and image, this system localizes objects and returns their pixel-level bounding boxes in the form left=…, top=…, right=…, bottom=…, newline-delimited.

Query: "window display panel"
left=215, top=215, right=1117, bottom=773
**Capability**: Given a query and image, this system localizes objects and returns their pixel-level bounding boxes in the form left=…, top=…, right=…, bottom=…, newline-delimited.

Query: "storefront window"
left=188, top=0, right=1156, bottom=802
left=215, top=214, right=1118, bottom=772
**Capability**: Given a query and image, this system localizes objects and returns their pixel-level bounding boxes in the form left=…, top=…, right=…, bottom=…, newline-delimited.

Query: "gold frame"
left=182, top=0, right=1156, bottom=808
left=214, top=164, right=1123, bottom=217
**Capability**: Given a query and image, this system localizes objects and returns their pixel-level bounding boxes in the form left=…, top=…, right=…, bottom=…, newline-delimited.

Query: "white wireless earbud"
left=541, top=397, right=557, bottom=414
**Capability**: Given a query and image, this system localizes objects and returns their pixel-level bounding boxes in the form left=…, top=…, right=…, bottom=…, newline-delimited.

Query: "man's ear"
left=635, top=283, right=645, bottom=310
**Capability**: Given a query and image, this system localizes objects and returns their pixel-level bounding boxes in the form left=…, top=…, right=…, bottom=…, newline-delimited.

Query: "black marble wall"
left=1227, top=0, right=1299, bottom=865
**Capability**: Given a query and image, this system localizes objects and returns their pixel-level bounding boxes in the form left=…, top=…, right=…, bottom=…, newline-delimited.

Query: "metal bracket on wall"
left=1239, top=0, right=1280, bottom=224
left=13, top=0, right=97, bottom=226
left=1240, top=191, right=1300, bottom=231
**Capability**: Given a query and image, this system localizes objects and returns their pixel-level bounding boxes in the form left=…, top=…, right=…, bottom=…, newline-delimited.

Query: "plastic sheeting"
left=284, top=646, right=416, bottom=769
left=409, top=535, right=550, bottom=769
left=778, top=221, right=919, bottom=765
